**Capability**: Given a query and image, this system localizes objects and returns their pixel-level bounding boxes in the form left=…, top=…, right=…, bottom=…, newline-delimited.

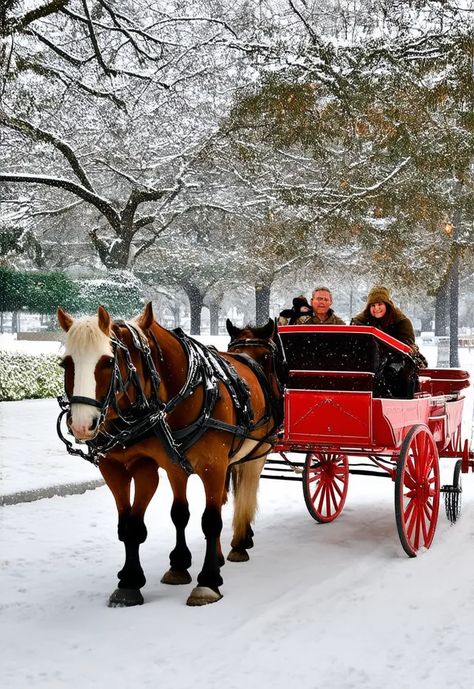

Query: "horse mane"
left=129, top=318, right=149, bottom=344
left=240, top=322, right=274, bottom=338
left=65, top=316, right=112, bottom=357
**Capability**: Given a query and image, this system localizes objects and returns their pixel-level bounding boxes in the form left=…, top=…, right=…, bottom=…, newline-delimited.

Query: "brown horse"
left=57, top=303, right=282, bottom=607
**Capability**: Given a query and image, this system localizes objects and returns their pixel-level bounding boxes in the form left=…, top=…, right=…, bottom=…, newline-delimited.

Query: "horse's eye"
left=104, top=357, right=115, bottom=368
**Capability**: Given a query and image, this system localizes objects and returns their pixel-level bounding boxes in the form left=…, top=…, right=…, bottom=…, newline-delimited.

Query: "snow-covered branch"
left=0, top=173, right=121, bottom=230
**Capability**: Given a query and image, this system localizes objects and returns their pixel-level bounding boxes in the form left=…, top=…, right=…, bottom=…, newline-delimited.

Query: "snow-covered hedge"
left=0, top=351, right=63, bottom=401
left=74, top=270, right=144, bottom=318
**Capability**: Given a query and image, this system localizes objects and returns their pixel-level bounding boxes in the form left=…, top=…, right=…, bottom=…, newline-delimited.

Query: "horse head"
left=226, top=318, right=287, bottom=381
left=226, top=318, right=274, bottom=362
left=226, top=317, right=286, bottom=406
left=58, top=305, right=115, bottom=441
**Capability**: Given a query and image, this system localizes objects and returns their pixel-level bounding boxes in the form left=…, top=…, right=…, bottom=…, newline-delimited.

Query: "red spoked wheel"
left=395, top=425, right=440, bottom=557
left=303, top=452, right=349, bottom=523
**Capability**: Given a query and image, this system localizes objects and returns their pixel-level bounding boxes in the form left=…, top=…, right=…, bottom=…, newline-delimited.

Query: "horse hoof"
left=186, top=586, right=223, bottom=606
left=227, top=548, right=249, bottom=562
left=108, top=588, right=144, bottom=607
left=161, top=568, right=192, bottom=585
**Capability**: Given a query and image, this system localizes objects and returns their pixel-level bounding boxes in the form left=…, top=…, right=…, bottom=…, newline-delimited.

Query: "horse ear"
left=261, top=318, right=275, bottom=338
left=57, top=307, right=73, bottom=332
left=137, top=302, right=154, bottom=330
left=226, top=318, right=239, bottom=339
left=97, top=305, right=111, bottom=334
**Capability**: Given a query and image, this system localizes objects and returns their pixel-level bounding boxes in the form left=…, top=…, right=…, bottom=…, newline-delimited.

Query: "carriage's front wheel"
left=395, top=425, right=440, bottom=557
left=303, top=452, right=349, bottom=523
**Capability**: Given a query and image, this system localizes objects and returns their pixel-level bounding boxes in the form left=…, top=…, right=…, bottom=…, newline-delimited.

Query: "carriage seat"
left=279, top=325, right=418, bottom=400
left=416, top=368, right=470, bottom=399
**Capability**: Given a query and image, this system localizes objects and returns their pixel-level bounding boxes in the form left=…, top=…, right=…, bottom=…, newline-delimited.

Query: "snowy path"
left=0, top=399, right=99, bottom=499
left=2, top=468, right=474, bottom=689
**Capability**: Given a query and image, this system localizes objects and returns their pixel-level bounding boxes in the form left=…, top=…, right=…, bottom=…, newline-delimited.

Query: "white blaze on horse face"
left=64, top=317, right=113, bottom=440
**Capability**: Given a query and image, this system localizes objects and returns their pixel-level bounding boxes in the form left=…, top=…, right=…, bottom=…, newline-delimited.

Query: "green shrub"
left=0, top=351, right=63, bottom=401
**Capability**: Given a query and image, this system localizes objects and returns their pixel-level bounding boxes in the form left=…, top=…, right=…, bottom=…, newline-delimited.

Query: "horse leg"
left=161, top=469, right=193, bottom=585
left=187, top=473, right=226, bottom=606
left=228, top=458, right=266, bottom=562
left=100, top=458, right=158, bottom=607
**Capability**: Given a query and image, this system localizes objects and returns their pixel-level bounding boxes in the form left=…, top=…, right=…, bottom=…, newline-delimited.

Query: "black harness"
left=57, top=324, right=283, bottom=474
left=227, top=336, right=284, bottom=431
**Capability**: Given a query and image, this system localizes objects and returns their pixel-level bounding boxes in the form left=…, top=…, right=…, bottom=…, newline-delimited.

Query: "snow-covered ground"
left=2, top=336, right=474, bottom=689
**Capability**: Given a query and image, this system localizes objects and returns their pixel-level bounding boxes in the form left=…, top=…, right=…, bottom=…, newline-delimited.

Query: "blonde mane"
left=65, top=316, right=112, bottom=358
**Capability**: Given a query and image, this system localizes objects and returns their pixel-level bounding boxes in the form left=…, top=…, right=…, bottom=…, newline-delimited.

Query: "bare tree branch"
left=0, top=111, right=95, bottom=191
left=0, top=173, right=121, bottom=230
left=5, top=0, right=69, bottom=34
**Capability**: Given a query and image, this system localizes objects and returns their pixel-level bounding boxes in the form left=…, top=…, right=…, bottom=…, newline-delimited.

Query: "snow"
left=2, top=337, right=474, bottom=689
left=0, top=333, right=64, bottom=355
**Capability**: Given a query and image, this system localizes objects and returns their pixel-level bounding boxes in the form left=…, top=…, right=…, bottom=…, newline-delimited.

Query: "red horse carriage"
left=269, top=325, right=474, bottom=556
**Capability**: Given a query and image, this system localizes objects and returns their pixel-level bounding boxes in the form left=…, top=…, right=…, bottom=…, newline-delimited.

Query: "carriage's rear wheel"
left=395, top=425, right=440, bottom=557
left=303, top=452, right=349, bottom=523
left=443, top=459, right=462, bottom=524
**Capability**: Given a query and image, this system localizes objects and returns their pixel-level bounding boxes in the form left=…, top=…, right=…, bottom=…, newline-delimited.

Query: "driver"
left=279, top=287, right=345, bottom=325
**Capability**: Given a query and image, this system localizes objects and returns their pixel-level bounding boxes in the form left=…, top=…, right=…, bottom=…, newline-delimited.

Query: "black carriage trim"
left=57, top=323, right=282, bottom=473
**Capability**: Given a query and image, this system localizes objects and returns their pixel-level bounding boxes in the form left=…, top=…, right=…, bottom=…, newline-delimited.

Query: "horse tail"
left=230, top=458, right=266, bottom=545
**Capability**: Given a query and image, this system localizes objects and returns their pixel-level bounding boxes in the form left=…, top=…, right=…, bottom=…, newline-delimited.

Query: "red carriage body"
left=270, top=325, right=473, bottom=556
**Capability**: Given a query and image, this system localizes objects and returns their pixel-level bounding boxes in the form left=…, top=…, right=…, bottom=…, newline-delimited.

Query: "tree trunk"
left=209, top=301, right=220, bottom=336
left=420, top=314, right=432, bottom=332
left=183, top=283, right=204, bottom=335
left=89, top=225, right=133, bottom=270
left=434, top=277, right=449, bottom=336
left=255, top=283, right=271, bottom=326
left=448, top=198, right=463, bottom=367
left=172, top=303, right=181, bottom=329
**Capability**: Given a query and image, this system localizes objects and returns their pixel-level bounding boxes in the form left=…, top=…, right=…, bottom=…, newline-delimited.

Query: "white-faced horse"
left=57, top=304, right=282, bottom=606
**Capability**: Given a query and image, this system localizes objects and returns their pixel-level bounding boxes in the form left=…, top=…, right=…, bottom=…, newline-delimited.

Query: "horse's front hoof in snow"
left=186, top=586, right=223, bottom=606
left=227, top=548, right=249, bottom=562
left=161, top=568, right=192, bottom=585
left=108, top=588, right=144, bottom=607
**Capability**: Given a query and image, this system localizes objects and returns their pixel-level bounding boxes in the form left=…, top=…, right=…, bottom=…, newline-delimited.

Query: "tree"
left=26, top=271, right=79, bottom=316
left=0, top=1, right=268, bottom=272
left=224, top=2, right=474, bottom=325
left=0, top=267, right=28, bottom=331
left=0, top=225, right=45, bottom=268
